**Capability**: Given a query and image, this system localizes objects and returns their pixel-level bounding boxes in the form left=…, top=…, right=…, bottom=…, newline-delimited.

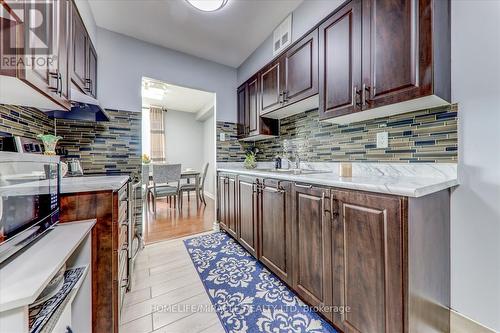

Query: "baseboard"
left=451, top=310, right=497, bottom=333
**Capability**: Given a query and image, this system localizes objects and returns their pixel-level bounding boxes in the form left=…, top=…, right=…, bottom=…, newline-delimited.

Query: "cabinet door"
left=247, top=76, right=259, bottom=135
left=217, top=175, right=227, bottom=228
left=236, top=83, right=248, bottom=138
left=71, top=3, right=88, bottom=92
left=260, top=179, right=292, bottom=284
left=330, top=189, right=405, bottom=332
left=283, top=29, right=318, bottom=105
left=292, top=184, right=332, bottom=317
left=20, top=1, right=67, bottom=101
left=88, top=41, right=97, bottom=98
left=318, top=0, right=362, bottom=119
left=0, top=15, right=19, bottom=77
left=237, top=176, right=258, bottom=257
left=56, top=0, right=70, bottom=101
left=362, top=0, right=430, bottom=109
left=226, top=176, right=238, bottom=238
left=260, top=59, right=283, bottom=115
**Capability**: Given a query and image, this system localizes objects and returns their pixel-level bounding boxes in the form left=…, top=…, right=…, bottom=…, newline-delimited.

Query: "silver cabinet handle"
left=294, top=183, right=312, bottom=189
left=283, top=90, right=289, bottom=103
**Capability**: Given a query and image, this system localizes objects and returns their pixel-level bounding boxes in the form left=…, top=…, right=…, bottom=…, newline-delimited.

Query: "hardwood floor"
left=144, top=194, right=215, bottom=244
left=121, top=233, right=224, bottom=333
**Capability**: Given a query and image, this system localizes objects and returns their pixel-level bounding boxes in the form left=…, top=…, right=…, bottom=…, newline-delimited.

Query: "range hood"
left=45, top=87, right=110, bottom=122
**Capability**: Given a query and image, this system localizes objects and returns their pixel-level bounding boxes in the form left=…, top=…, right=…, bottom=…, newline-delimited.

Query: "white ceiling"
left=142, top=77, right=215, bottom=114
left=88, top=0, right=303, bottom=67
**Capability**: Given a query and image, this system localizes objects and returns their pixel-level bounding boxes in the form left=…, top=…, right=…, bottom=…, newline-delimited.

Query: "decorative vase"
left=37, top=134, right=62, bottom=155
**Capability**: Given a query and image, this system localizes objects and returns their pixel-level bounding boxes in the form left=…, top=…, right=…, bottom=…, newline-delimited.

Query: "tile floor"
left=120, top=232, right=224, bottom=333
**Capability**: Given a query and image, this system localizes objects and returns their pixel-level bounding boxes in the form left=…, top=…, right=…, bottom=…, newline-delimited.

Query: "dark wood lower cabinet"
left=59, top=184, right=129, bottom=333
left=218, top=174, right=238, bottom=239
left=259, top=179, right=292, bottom=284
left=291, top=183, right=332, bottom=318
left=237, top=176, right=258, bottom=257
left=330, top=189, right=406, bottom=332
left=217, top=172, right=450, bottom=333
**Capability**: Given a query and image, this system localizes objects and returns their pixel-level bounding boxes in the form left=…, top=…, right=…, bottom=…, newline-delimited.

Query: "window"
left=149, top=106, right=166, bottom=163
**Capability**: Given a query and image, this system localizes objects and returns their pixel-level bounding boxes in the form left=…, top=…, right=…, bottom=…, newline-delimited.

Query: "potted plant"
left=244, top=147, right=259, bottom=169
left=142, top=154, right=151, bottom=164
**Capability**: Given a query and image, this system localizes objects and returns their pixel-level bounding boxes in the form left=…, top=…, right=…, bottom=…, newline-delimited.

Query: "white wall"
left=450, top=1, right=500, bottom=330
left=164, top=110, right=203, bottom=170
left=237, top=0, right=344, bottom=85
left=73, top=0, right=97, bottom=47
left=96, top=28, right=237, bottom=122
left=202, top=112, right=216, bottom=197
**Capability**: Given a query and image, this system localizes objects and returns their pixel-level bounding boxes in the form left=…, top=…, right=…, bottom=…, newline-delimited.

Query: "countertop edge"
left=60, top=176, right=130, bottom=194
left=216, top=168, right=459, bottom=198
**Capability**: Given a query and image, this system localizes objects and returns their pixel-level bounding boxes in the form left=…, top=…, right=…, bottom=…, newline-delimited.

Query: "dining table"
left=149, top=169, right=201, bottom=205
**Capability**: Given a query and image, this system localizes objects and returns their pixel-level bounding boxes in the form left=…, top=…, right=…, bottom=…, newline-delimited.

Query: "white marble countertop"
left=61, top=175, right=130, bottom=194
left=217, top=162, right=458, bottom=198
left=0, top=220, right=95, bottom=312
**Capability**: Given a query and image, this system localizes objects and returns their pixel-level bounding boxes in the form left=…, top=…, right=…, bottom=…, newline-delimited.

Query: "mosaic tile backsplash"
left=0, top=104, right=142, bottom=175
left=0, top=104, right=54, bottom=138
left=217, top=104, right=458, bottom=163
left=55, top=110, right=142, bottom=175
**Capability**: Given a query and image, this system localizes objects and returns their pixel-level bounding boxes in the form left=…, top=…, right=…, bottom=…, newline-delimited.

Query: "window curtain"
left=150, top=106, right=166, bottom=163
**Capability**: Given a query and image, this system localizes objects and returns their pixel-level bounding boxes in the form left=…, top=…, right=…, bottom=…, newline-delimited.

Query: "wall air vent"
left=273, top=14, right=292, bottom=56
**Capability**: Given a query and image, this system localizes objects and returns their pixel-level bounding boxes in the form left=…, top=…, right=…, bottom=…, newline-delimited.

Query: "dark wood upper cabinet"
left=330, top=189, right=406, bottom=333
left=362, top=0, right=421, bottom=106
left=0, top=15, right=19, bottom=77
left=236, top=84, right=248, bottom=138
left=56, top=0, right=70, bottom=101
left=0, top=0, right=71, bottom=109
left=259, top=179, right=293, bottom=284
left=292, top=184, right=332, bottom=318
left=71, top=2, right=88, bottom=92
left=88, top=41, right=97, bottom=98
left=247, top=76, right=259, bottom=135
left=0, top=0, right=99, bottom=110
left=237, top=75, right=279, bottom=142
left=319, top=0, right=450, bottom=123
left=259, top=60, right=283, bottom=115
left=237, top=176, right=258, bottom=257
left=283, top=29, right=318, bottom=106
left=318, top=0, right=362, bottom=119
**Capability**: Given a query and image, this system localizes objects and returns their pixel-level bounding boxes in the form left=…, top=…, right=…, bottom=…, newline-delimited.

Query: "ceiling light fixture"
left=185, top=0, right=228, bottom=12
left=142, top=86, right=166, bottom=101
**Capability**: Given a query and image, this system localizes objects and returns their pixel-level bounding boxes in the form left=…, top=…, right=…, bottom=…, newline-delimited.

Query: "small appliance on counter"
left=0, top=136, right=43, bottom=154
left=65, top=159, right=84, bottom=177
left=0, top=152, right=60, bottom=264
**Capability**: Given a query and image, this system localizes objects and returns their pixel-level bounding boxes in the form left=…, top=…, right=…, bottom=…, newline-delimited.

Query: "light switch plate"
left=377, top=132, right=389, bottom=148
left=219, top=133, right=226, bottom=142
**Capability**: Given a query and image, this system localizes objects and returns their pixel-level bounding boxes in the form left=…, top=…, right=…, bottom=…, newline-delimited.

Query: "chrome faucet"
left=294, top=153, right=301, bottom=170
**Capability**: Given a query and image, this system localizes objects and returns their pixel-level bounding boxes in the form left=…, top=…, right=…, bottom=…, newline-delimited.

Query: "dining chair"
left=179, top=162, right=209, bottom=207
left=151, top=164, right=182, bottom=214
left=141, top=164, right=151, bottom=212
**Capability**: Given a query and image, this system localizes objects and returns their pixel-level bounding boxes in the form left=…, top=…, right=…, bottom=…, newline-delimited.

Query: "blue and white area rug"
left=184, top=232, right=337, bottom=333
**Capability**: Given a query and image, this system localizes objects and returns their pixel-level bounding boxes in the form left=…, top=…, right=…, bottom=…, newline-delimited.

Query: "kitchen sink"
left=254, top=168, right=331, bottom=175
